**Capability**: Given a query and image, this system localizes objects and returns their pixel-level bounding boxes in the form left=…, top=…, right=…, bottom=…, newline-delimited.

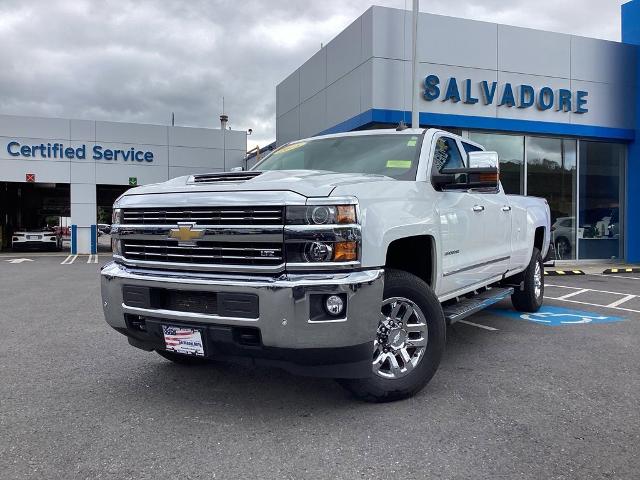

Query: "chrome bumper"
left=100, top=261, right=384, bottom=350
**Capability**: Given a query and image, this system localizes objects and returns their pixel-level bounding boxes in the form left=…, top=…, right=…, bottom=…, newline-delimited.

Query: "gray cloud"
left=0, top=0, right=627, bottom=148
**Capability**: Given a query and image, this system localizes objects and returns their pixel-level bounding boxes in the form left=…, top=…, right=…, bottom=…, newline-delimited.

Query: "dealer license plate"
left=27, top=235, right=39, bottom=240
left=162, top=325, right=205, bottom=357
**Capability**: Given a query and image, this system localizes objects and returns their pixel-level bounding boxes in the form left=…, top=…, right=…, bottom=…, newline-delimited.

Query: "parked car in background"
left=551, top=216, right=575, bottom=258
left=12, top=229, right=62, bottom=251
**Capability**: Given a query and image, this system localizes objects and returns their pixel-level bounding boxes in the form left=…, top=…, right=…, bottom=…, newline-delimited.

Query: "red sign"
left=26, top=173, right=35, bottom=183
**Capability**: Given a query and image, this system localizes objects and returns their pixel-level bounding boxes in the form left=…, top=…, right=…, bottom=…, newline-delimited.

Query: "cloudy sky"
left=0, top=0, right=628, bottom=149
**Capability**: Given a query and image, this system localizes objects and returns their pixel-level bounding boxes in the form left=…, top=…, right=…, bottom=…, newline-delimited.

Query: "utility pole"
left=411, top=0, right=420, bottom=128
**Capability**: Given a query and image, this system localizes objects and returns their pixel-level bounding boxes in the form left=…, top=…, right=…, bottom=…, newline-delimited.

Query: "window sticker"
left=273, top=141, right=306, bottom=155
left=386, top=160, right=412, bottom=168
left=434, top=138, right=449, bottom=170
left=407, top=140, right=417, bottom=147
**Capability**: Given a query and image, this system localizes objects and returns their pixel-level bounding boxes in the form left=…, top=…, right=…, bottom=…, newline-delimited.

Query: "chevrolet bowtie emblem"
left=168, top=223, right=204, bottom=245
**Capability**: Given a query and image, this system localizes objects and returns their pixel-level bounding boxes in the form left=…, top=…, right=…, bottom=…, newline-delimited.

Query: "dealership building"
left=0, top=114, right=246, bottom=254
left=277, top=1, right=640, bottom=263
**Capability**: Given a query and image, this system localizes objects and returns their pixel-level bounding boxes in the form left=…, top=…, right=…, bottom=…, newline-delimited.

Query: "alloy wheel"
left=373, top=297, right=428, bottom=379
left=534, top=260, right=543, bottom=299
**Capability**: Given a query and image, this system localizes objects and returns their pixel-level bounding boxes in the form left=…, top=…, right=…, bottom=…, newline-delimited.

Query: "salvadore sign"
left=423, top=75, right=588, bottom=114
left=6, top=141, right=154, bottom=162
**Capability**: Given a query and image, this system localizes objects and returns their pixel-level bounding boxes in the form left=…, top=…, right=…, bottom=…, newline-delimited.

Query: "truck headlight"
left=286, top=205, right=356, bottom=225
left=304, top=241, right=334, bottom=262
left=284, top=201, right=360, bottom=269
left=112, top=208, right=123, bottom=224
left=287, top=240, right=358, bottom=264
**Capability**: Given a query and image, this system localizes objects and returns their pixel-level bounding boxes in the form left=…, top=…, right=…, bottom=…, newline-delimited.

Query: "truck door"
left=461, top=141, right=512, bottom=278
left=431, top=135, right=490, bottom=296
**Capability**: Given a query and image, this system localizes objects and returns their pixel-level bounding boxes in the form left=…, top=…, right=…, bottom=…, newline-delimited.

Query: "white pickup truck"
left=101, top=128, right=550, bottom=402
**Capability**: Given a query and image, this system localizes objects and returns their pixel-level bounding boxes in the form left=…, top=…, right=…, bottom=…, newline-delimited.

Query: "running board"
left=442, top=287, right=514, bottom=324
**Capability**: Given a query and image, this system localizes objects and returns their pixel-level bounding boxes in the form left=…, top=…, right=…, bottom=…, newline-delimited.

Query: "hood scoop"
left=189, top=171, right=263, bottom=184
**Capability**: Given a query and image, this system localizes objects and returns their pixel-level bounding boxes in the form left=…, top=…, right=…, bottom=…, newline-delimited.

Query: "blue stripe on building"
left=622, top=0, right=640, bottom=263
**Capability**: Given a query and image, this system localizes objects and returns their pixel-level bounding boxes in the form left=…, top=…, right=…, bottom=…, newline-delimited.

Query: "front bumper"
left=100, top=261, right=384, bottom=378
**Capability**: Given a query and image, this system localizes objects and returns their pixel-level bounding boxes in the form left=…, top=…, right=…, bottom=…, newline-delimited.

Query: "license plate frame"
left=162, top=325, right=205, bottom=357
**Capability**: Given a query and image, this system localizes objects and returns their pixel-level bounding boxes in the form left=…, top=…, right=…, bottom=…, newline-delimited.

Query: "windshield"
left=253, top=133, right=423, bottom=180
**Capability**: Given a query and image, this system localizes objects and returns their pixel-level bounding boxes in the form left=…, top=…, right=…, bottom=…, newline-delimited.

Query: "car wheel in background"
left=555, top=237, right=571, bottom=259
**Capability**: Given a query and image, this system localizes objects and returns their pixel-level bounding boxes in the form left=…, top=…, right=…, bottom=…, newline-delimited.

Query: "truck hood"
left=123, top=170, right=393, bottom=199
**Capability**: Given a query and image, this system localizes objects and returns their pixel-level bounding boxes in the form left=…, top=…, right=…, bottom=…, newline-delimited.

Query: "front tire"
left=511, top=247, right=544, bottom=312
left=338, top=269, right=446, bottom=403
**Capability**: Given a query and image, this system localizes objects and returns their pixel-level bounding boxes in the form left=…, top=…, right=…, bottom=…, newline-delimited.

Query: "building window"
left=578, top=141, right=624, bottom=260
left=468, top=132, right=524, bottom=194
left=527, top=137, right=577, bottom=260
left=466, top=131, right=626, bottom=261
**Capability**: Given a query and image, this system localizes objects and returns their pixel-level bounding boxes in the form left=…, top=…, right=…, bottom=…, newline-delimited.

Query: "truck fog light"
left=304, top=241, right=333, bottom=262
left=325, top=295, right=345, bottom=316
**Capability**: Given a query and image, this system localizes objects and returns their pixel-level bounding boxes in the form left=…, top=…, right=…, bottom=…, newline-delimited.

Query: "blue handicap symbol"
left=489, top=305, right=626, bottom=326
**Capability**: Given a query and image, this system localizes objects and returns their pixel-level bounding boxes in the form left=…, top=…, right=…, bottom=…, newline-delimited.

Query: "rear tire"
left=511, top=247, right=544, bottom=312
left=338, top=269, right=446, bottom=403
left=156, top=350, right=208, bottom=366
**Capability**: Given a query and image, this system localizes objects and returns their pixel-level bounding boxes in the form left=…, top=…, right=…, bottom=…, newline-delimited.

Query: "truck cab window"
left=433, top=137, right=464, bottom=172
left=462, top=142, right=482, bottom=156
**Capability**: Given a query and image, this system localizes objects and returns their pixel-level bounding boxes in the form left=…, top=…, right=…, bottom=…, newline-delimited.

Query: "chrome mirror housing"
left=467, top=151, right=499, bottom=171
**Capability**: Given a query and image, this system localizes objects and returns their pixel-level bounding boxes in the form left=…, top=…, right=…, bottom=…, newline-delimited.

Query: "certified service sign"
left=6, top=141, right=154, bottom=162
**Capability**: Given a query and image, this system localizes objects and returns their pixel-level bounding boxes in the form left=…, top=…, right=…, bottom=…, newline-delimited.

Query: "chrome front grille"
left=122, top=206, right=284, bottom=226
left=117, top=205, right=285, bottom=273
left=122, top=239, right=283, bottom=267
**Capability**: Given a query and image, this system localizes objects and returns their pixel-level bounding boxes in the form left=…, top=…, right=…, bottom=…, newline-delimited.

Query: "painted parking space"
left=490, top=304, right=626, bottom=326
left=0, top=253, right=103, bottom=267
left=461, top=273, right=639, bottom=331
left=544, top=282, right=640, bottom=313
left=60, top=254, right=99, bottom=264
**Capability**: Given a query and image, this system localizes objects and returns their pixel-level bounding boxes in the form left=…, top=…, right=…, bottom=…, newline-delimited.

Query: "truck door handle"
left=472, top=205, right=485, bottom=212
left=502, top=206, right=512, bottom=212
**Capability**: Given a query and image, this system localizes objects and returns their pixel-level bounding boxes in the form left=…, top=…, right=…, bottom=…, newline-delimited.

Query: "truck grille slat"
left=122, top=206, right=283, bottom=226
left=122, top=239, right=283, bottom=266
left=125, top=244, right=281, bottom=253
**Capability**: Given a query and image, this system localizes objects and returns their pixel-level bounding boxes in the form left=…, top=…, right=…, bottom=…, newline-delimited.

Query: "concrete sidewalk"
left=546, top=261, right=640, bottom=275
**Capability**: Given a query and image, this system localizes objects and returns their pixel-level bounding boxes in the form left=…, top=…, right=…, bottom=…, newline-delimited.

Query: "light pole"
left=411, top=0, right=420, bottom=129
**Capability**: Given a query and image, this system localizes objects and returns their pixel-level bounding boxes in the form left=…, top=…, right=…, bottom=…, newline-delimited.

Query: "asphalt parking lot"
left=1, top=254, right=639, bottom=479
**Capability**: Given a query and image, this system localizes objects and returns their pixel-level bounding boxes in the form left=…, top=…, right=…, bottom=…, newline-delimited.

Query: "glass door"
left=526, top=137, right=577, bottom=260
left=577, top=141, right=624, bottom=259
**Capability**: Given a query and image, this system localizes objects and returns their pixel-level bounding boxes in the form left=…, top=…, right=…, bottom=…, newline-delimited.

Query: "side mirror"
left=467, top=151, right=499, bottom=170
left=433, top=151, right=500, bottom=191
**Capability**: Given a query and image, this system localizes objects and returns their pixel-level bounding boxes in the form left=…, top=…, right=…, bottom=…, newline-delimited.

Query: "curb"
left=544, top=270, right=585, bottom=276
left=602, top=267, right=640, bottom=274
